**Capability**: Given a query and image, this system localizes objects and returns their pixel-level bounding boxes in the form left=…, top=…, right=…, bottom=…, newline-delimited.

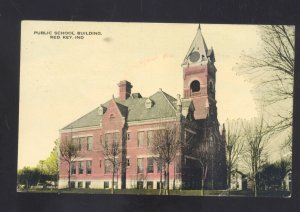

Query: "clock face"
left=189, top=51, right=200, bottom=62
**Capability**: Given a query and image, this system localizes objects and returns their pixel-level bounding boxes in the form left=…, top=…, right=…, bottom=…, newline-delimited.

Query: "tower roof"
left=182, top=25, right=211, bottom=65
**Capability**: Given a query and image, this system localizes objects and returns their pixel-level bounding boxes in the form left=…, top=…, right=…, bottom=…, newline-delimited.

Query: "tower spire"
left=182, top=24, right=208, bottom=66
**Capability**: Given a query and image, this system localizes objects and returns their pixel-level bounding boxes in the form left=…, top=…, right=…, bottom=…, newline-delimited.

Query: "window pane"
left=137, top=158, right=143, bottom=173
left=137, top=131, right=144, bottom=147
left=87, top=136, right=93, bottom=150
left=105, top=160, right=110, bottom=174
left=127, top=132, right=130, bottom=141
left=147, top=131, right=153, bottom=147
left=79, top=137, right=84, bottom=151
left=86, top=160, right=92, bottom=174
left=71, top=162, right=76, bottom=175
left=72, top=138, right=79, bottom=147
left=113, top=132, right=119, bottom=144
left=127, top=159, right=130, bottom=167
left=157, top=160, right=162, bottom=173
left=70, top=181, right=75, bottom=188
left=79, top=161, right=84, bottom=174
left=104, top=181, right=109, bottom=189
left=86, top=181, right=91, bottom=189
left=147, top=158, right=153, bottom=173
left=147, top=181, right=153, bottom=189
left=114, top=159, right=118, bottom=173
left=105, top=133, right=112, bottom=146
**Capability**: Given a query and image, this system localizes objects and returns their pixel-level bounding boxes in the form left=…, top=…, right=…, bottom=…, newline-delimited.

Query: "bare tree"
left=242, top=116, right=270, bottom=197
left=59, top=138, right=80, bottom=189
left=151, top=122, right=181, bottom=195
left=225, top=119, right=244, bottom=190
left=152, top=155, right=164, bottom=195
left=194, top=139, right=212, bottom=196
left=238, top=25, right=294, bottom=140
left=101, top=132, right=122, bottom=194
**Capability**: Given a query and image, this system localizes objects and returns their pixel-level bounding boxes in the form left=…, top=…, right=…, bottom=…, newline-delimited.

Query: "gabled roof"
left=61, top=89, right=179, bottom=130
left=62, top=107, right=101, bottom=130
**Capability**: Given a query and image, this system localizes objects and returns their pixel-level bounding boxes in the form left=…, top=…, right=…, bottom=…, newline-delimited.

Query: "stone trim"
left=128, top=117, right=177, bottom=126
left=60, top=126, right=100, bottom=133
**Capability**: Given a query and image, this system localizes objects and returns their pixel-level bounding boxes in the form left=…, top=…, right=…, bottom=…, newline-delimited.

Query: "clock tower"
left=182, top=25, right=217, bottom=122
left=181, top=25, right=226, bottom=189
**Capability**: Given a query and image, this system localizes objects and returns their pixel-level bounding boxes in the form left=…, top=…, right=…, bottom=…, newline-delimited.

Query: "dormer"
left=145, top=98, right=153, bottom=109
left=98, top=105, right=107, bottom=115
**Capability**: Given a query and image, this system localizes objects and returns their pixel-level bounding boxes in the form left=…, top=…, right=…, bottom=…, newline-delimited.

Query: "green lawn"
left=19, top=188, right=291, bottom=197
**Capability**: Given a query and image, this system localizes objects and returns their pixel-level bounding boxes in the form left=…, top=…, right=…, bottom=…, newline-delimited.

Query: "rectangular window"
left=113, top=182, right=118, bottom=189
left=105, top=133, right=112, bottom=146
left=77, top=137, right=84, bottom=151
left=79, top=161, right=84, bottom=174
left=114, top=159, right=118, bottom=173
left=147, top=158, right=154, bottom=173
left=137, top=131, right=144, bottom=147
left=147, top=131, right=153, bottom=147
left=104, top=181, right=109, bottom=189
left=70, top=181, right=75, bottom=188
left=72, top=138, right=79, bottom=147
left=157, top=181, right=162, bottom=190
left=147, top=181, right=153, bottom=189
left=105, top=159, right=110, bottom=174
left=127, top=132, right=130, bottom=141
left=176, top=156, right=181, bottom=173
left=85, top=181, right=91, bottom=189
left=71, top=162, right=76, bottom=175
left=99, top=160, right=102, bottom=168
left=79, top=137, right=85, bottom=151
left=137, top=181, right=143, bottom=189
left=78, top=181, right=83, bottom=188
left=86, top=160, right=92, bottom=174
left=113, top=132, right=119, bottom=144
left=100, top=135, right=103, bottom=144
left=126, top=159, right=130, bottom=167
left=137, top=158, right=143, bottom=173
left=87, top=136, right=93, bottom=151
left=157, top=160, right=162, bottom=173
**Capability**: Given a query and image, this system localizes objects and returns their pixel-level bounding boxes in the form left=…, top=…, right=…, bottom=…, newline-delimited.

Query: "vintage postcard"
left=18, top=21, right=294, bottom=197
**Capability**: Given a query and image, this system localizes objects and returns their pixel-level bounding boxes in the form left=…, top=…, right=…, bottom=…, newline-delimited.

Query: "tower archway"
left=190, top=80, right=200, bottom=93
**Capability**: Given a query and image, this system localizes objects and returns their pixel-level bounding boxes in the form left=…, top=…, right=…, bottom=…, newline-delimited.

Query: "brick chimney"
left=118, top=80, right=132, bottom=100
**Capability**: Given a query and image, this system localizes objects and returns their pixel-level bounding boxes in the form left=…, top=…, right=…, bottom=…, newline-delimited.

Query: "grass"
left=19, top=188, right=291, bottom=197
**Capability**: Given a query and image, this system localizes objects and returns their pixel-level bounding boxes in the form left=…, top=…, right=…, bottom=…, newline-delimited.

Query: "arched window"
left=190, top=80, right=200, bottom=92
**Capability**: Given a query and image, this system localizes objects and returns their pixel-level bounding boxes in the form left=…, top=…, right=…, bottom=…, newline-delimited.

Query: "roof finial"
left=198, top=24, right=201, bottom=30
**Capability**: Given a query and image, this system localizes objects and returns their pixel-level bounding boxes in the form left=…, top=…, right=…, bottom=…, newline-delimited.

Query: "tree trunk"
left=227, top=166, right=231, bottom=190
left=112, top=159, right=115, bottom=194
left=68, top=163, right=71, bottom=190
left=159, top=167, right=162, bottom=195
left=254, top=175, right=257, bottom=197
left=166, top=163, right=170, bottom=195
left=173, top=161, right=176, bottom=190
left=164, top=168, right=167, bottom=195
left=201, top=179, right=205, bottom=196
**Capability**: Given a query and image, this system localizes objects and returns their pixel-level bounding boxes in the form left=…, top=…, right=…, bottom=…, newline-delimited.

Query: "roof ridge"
left=159, top=89, right=177, bottom=113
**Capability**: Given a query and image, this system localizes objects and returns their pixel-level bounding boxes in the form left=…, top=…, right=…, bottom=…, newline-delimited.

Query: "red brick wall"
left=183, top=64, right=209, bottom=119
